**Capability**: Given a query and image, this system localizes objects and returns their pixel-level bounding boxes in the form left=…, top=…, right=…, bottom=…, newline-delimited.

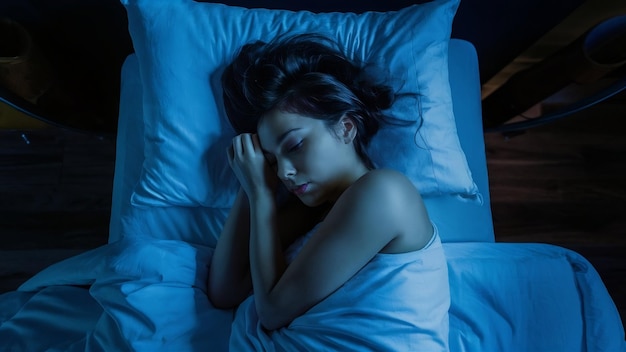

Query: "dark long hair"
left=221, top=33, right=399, bottom=169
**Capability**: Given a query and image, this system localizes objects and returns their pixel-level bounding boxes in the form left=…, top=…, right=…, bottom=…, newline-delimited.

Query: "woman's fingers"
left=226, top=133, right=275, bottom=195
left=228, top=134, right=263, bottom=173
left=230, top=135, right=241, bottom=157
left=251, top=134, right=262, bottom=151
left=232, top=133, right=262, bottom=158
left=242, top=133, right=263, bottom=155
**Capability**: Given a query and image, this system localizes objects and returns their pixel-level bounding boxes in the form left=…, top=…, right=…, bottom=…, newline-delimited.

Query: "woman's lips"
left=292, top=183, right=308, bottom=196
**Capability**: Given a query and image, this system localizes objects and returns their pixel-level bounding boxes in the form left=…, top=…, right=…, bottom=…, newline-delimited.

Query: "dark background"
left=0, top=0, right=587, bottom=134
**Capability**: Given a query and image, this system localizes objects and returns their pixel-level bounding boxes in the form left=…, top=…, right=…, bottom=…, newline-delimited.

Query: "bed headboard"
left=109, top=38, right=494, bottom=245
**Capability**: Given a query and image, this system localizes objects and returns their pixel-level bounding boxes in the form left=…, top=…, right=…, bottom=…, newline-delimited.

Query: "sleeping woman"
left=208, top=34, right=450, bottom=351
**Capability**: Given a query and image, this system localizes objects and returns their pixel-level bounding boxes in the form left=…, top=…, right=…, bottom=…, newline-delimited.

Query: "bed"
left=1, top=0, right=625, bottom=351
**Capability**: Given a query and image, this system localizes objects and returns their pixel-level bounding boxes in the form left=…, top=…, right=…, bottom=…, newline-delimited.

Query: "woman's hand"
left=227, top=133, right=278, bottom=201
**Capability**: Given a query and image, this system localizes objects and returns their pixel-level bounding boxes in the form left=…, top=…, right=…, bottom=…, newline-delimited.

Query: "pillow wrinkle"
left=122, top=0, right=479, bottom=208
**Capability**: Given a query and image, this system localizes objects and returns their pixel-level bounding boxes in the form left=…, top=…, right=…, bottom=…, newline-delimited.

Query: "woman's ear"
left=338, top=115, right=358, bottom=144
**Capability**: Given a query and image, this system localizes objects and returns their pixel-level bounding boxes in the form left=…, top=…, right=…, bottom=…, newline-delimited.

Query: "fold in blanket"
left=230, top=229, right=450, bottom=351
left=4, top=230, right=450, bottom=351
left=4, top=233, right=620, bottom=351
left=5, top=237, right=233, bottom=351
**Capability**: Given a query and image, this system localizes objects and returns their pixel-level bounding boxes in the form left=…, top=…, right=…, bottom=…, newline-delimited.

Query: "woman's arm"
left=223, top=133, right=430, bottom=329
left=248, top=188, right=286, bottom=326
left=251, top=170, right=433, bottom=330
left=208, top=135, right=322, bottom=309
left=207, top=189, right=326, bottom=310
left=208, top=188, right=252, bottom=309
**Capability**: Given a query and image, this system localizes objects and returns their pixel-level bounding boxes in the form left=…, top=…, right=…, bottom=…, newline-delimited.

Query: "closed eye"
left=288, top=141, right=303, bottom=153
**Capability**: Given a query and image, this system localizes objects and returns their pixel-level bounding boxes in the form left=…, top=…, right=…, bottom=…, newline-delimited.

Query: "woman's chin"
left=299, top=197, right=317, bottom=207
left=297, top=193, right=322, bottom=207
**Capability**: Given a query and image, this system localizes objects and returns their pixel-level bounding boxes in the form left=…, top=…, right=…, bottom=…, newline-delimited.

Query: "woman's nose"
left=276, top=159, right=296, bottom=180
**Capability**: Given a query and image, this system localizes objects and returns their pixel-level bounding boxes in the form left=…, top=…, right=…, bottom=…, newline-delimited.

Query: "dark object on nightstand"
left=0, top=17, right=117, bottom=138
left=0, top=18, right=53, bottom=104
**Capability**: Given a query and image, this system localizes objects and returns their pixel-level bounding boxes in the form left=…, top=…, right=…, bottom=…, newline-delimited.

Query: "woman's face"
left=257, top=109, right=364, bottom=207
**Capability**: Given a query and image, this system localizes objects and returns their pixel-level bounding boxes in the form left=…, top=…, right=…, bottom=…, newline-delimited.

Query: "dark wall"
left=0, top=0, right=585, bottom=133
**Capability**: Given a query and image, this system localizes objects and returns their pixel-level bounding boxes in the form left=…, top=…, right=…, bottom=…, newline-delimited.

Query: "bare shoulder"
left=346, top=168, right=422, bottom=206
left=355, top=168, right=417, bottom=191
left=339, top=169, right=433, bottom=253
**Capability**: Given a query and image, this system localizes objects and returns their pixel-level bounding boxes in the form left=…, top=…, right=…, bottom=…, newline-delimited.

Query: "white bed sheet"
left=2, top=238, right=623, bottom=351
left=445, top=242, right=625, bottom=352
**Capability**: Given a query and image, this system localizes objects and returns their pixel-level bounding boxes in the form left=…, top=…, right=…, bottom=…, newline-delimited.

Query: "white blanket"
left=1, top=233, right=450, bottom=351
left=230, top=233, right=450, bottom=351
left=1, top=237, right=232, bottom=351
left=1, top=237, right=624, bottom=351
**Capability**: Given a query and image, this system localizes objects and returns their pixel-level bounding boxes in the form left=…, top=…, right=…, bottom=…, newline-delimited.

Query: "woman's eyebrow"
left=276, top=128, right=301, bottom=145
left=261, top=128, right=302, bottom=154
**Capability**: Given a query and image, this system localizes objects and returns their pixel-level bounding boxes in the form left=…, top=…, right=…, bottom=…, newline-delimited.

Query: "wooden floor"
left=0, top=91, right=625, bottom=330
left=0, top=128, right=114, bottom=291
left=484, top=92, right=626, bottom=328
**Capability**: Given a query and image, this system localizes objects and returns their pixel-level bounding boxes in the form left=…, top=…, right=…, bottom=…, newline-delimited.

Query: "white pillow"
left=122, top=0, right=480, bottom=208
